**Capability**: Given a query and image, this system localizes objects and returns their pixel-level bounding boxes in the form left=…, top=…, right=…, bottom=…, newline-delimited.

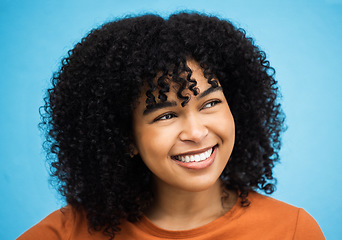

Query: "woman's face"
left=132, top=60, right=235, bottom=193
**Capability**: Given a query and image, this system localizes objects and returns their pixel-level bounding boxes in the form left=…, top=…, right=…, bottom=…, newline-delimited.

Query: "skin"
left=132, top=59, right=237, bottom=230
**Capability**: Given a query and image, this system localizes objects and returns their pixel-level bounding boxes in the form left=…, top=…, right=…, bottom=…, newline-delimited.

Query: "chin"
left=176, top=177, right=221, bottom=193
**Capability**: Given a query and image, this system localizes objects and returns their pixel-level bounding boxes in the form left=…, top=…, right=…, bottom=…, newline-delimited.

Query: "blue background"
left=1, top=0, right=341, bottom=239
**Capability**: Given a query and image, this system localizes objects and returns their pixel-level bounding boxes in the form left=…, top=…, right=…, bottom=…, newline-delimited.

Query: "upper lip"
left=172, top=145, right=216, bottom=157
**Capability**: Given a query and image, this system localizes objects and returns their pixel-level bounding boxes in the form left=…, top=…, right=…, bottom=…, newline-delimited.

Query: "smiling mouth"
left=172, top=146, right=216, bottom=163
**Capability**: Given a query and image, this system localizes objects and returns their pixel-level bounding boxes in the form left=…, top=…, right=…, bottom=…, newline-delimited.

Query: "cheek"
left=225, top=113, right=235, bottom=139
left=210, top=107, right=235, bottom=141
left=135, top=126, right=177, bottom=161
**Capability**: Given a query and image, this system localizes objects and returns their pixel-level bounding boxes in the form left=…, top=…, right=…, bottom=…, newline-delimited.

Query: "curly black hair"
left=41, top=11, right=285, bottom=239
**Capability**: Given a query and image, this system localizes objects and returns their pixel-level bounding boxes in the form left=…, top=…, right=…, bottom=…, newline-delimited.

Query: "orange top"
left=17, top=192, right=325, bottom=240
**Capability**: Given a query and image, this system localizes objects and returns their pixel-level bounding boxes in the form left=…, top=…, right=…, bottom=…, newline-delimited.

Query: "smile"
left=171, top=145, right=217, bottom=170
left=172, top=146, right=215, bottom=163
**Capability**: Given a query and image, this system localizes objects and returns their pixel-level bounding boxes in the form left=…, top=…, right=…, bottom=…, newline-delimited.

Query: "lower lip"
left=173, top=146, right=217, bottom=170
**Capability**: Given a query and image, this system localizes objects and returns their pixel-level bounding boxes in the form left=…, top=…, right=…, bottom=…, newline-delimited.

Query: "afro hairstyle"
left=41, top=11, right=285, bottom=239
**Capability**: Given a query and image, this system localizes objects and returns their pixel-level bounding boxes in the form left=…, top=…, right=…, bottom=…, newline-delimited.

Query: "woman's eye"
left=202, top=100, right=221, bottom=109
left=154, top=113, right=175, bottom=121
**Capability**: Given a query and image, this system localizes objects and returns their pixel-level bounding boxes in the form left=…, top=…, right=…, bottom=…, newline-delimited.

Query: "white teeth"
left=176, top=148, right=213, bottom=163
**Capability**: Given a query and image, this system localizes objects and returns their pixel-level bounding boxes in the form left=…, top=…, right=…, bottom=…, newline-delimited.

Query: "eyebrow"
left=197, top=86, right=223, bottom=99
left=143, top=101, right=177, bottom=115
left=142, top=86, right=223, bottom=115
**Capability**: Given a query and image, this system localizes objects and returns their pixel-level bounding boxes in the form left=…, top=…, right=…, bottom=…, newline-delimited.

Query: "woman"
left=18, top=12, right=325, bottom=239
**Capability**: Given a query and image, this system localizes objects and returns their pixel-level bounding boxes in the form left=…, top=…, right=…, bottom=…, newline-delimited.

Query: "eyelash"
left=153, top=99, right=222, bottom=122
left=155, top=113, right=176, bottom=121
left=202, top=100, right=221, bottom=109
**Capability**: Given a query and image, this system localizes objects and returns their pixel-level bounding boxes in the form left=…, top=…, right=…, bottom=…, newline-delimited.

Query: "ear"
left=129, top=144, right=139, bottom=158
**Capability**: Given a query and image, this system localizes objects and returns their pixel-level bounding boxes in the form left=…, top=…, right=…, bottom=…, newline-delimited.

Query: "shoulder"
left=244, top=192, right=325, bottom=239
left=17, top=206, right=84, bottom=240
left=293, top=208, right=325, bottom=240
left=247, top=191, right=299, bottom=215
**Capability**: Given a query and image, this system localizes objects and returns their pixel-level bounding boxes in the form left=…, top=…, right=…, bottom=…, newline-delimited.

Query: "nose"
left=179, top=114, right=208, bottom=143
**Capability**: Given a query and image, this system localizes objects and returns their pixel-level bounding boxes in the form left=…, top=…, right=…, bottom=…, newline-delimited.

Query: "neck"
left=144, top=179, right=237, bottom=230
